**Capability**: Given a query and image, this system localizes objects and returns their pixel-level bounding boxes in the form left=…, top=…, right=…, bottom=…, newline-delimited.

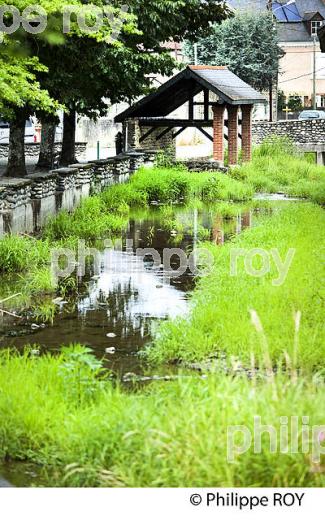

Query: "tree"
left=277, top=89, right=286, bottom=112
left=0, top=49, right=61, bottom=176
left=37, top=119, right=57, bottom=169
left=1, top=0, right=230, bottom=172
left=37, top=0, right=231, bottom=166
left=184, top=10, right=284, bottom=120
left=1, top=0, right=131, bottom=174
left=288, top=94, right=303, bottom=112
left=0, top=1, right=73, bottom=176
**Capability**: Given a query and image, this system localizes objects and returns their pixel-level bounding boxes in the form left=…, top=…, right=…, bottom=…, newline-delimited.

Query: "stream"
left=0, top=204, right=254, bottom=378
left=0, top=201, right=269, bottom=486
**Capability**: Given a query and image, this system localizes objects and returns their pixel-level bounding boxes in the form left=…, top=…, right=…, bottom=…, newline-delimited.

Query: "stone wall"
left=0, top=150, right=155, bottom=213
left=0, top=179, right=32, bottom=211
left=126, top=119, right=176, bottom=158
left=252, top=119, right=325, bottom=146
left=0, top=142, right=87, bottom=161
left=181, top=158, right=226, bottom=172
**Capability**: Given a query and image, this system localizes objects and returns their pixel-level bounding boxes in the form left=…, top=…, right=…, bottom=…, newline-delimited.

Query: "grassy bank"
left=0, top=145, right=324, bottom=489
left=230, top=137, right=325, bottom=205
left=0, top=167, right=252, bottom=269
left=0, top=347, right=324, bottom=487
left=0, top=167, right=251, bottom=309
left=44, top=167, right=252, bottom=241
left=148, top=203, right=325, bottom=369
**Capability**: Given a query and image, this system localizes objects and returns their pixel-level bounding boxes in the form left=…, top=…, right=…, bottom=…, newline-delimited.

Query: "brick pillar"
left=212, top=104, right=225, bottom=162
left=241, top=104, right=253, bottom=163
left=227, top=105, right=239, bottom=166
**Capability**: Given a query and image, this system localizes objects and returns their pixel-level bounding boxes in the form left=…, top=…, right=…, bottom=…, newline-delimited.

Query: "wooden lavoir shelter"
left=115, top=65, right=266, bottom=165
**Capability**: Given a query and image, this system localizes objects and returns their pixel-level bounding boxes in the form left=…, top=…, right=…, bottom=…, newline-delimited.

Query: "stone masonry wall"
left=0, top=148, right=227, bottom=219
left=126, top=119, right=176, bottom=158
left=0, top=151, right=156, bottom=212
left=0, top=142, right=87, bottom=161
left=252, top=119, right=325, bottom=146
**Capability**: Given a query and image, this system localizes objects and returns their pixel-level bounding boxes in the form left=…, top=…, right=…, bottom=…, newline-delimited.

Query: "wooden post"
left=204, top=88, right=209, bottom=121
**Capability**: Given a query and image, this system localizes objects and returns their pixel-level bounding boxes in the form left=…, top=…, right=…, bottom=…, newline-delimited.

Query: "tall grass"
left=44, top=196, right=127, bottom=241
left=102, top=167, right=253, bottom=206
left=0, top=347, right=324, bottom=487
left=230, top=136, right=325, bottom=204
left=0, top=235, right=50, bottom=274
left=148, top=203, right=325, bottom=369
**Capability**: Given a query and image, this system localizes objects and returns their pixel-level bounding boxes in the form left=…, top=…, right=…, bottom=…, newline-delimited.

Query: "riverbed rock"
left=105, top=347, right=116, bottom=354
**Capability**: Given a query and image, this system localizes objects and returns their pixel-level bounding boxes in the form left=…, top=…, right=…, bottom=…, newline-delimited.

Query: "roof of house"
left=115, top=66, right=266, bottom=122
left=229, top=1, right=325, bottom=43
left=303, top=11, right=321, bottom=21
left=273, top=1, right=325, bottom=42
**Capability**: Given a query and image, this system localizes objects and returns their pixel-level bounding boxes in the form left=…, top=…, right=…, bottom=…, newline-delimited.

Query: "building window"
left=311, top=21, right=322, bottom=36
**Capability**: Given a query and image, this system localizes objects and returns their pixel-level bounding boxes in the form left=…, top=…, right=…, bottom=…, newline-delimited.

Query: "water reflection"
left=0, top=204, right=254, bottom=376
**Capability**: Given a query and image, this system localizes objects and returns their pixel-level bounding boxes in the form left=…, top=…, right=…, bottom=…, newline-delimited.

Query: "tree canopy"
left=184, top=10, right=283, bottom=92
left=0, top=0, right=230, bottom=174
left=1, top=0, right=230, bottom=117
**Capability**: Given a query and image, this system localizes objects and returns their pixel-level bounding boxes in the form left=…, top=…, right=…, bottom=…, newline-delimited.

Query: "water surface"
left=0, top=204, right=253, bottom=377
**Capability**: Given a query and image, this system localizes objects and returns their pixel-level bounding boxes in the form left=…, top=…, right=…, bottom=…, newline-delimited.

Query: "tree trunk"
left=36, top=121, right=56, bottom=170
left=60, top=110, right=77, bottom=166
left=5, top=111, right=27, bottom=177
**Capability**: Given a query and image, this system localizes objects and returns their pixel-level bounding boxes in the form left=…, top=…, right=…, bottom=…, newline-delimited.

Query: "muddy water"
left=0, top=205, right=253, bottom=378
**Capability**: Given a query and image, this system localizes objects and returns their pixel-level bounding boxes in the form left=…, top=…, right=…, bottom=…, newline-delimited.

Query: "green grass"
left=148, top=203, right=325, bottom=369
left=0, top=166, right=253, bottom=296
left=44, top=196, right=128, bottom=241
left=1, top=148, right=325, bottom=489
left=0, top=235, right=50, bottom=274
left=0, top=347, right=325, bottom=487
left=124, top=166, right=252, bottom=204
left=230, top=137, right=325, bottom=204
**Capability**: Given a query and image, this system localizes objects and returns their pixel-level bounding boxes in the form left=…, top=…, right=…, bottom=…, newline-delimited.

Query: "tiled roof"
left=115, top=66, right=266, bottom=122
left=189, top=67, right=266, bottom=103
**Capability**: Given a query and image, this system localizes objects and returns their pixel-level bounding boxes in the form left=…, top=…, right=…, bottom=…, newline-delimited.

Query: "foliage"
left=277, top=90, right=286, bottom=112
left=59, top=345, right=106, bottom=405
left=184, top=10, right=283, bottom=92
left=31, top=301, right=56, bottom=325
left=0, top=235, right=50, bottom=273
left=154, top=148, right=182, bottom=169
left=44, top=167, right=253, bottom=242
left=0, top=0, right=135, bottom=112
left=0, top=52, right=61, bottom=120
left=34, top=1, right=230, bottom=123
left=288, top=95, right=303, bottom=112
left=44, top=197, right=127, bottom=241
left=0, top=141, right=323, bottom=318
left=128, top=167, right=253, bottom=203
